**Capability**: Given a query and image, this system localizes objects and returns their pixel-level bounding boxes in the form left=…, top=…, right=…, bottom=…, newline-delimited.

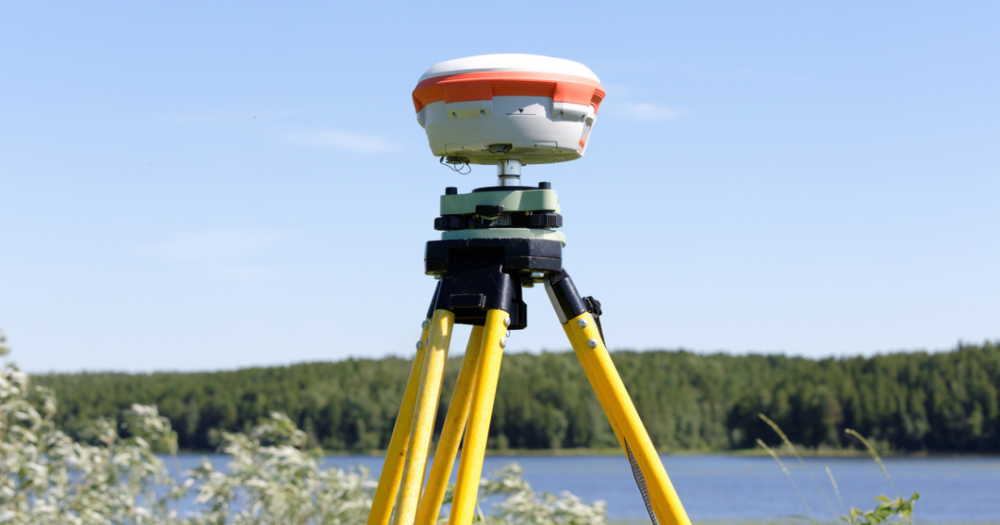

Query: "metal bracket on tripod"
left=425, top=237, right=562, bottom=330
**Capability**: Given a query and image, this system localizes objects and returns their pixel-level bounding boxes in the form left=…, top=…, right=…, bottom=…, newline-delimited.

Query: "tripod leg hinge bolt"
left=421, top=320, right=429, bottom=330
left=416, top=341, right=424, bottom=350
left=500, top=338, right=507, bottom=349
left=587, top=338, right=598, bottom=349
left=503, top=317, right=511, bottom=328
left=578, top=319, right=588, bottom=328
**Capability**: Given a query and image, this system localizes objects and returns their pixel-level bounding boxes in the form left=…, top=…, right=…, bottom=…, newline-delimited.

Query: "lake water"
left=171, top=453, right=1000, bottom=523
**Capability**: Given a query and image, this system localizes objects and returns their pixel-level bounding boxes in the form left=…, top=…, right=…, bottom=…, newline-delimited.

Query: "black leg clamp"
left=545, top=269, right=606, bottom=341
left=545, top=269, right=586, bottom=324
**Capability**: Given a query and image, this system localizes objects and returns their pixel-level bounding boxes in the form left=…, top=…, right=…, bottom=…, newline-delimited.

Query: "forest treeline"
left=32, top=342, right=1000, bottom=453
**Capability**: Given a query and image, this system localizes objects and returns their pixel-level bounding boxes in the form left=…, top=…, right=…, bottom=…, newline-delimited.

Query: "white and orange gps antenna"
left=413, top=54, right=605, bottom=185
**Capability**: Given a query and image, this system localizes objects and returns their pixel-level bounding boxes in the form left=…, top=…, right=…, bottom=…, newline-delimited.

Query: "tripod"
left=365, top=180, right=691, bottom=525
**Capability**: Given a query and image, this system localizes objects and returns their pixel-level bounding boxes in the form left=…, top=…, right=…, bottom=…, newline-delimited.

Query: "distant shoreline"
left=41, top=344, right=1000, bottom=456
left=172, top=447, right=1000, bottom=458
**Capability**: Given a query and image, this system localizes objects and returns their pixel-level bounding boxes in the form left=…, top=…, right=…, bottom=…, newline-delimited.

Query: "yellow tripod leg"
left=366, top=318, right=432, bottom=525
left=448, top=309, right=508, bottom=525
left=561, top=322, right=628, bottom=454
left=414, top=325, right=485, bottom=525
left=392, top=309, right=455, bottom=525
left=565, top=311, right=692, bottom=525
left=565, top=320, right=668, bottom=519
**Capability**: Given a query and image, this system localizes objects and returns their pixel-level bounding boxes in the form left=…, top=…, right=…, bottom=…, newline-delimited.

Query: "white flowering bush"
left=477, top=464, right=607, bottom=525
left=0, top=329, right=185, bottom=525
left=0, top=331, right=606, bottom=525
left=185, top=412, right=375, bottom=525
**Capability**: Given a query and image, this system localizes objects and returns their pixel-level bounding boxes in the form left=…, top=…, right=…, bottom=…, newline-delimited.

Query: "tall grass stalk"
left=756, top=438, right=818, bottom=524
left=844, top=429, right=898, bottom=499
left=758, top=414, right=838, bottom=519
left=824, top=465, right=847, bottom=517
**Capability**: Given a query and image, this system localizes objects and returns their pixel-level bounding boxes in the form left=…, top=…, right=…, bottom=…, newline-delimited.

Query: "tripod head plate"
left=441, top=228, right=566, bottom=246
left=440, top=188, right=560, bottom=216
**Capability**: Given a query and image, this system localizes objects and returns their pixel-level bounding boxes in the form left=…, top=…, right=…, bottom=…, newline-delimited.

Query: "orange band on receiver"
left=412, top=71, right=605, bottom=114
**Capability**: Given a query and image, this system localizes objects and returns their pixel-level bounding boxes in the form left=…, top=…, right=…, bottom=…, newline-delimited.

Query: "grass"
left=755, top=414, right=922, bottom=525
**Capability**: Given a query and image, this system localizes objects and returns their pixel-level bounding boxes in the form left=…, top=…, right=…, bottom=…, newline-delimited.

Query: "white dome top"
left=419, top=54, right=600, bottom=83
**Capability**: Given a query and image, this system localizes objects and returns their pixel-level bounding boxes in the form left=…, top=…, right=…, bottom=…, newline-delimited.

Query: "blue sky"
left=2, top=2, right=997, bottom=373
